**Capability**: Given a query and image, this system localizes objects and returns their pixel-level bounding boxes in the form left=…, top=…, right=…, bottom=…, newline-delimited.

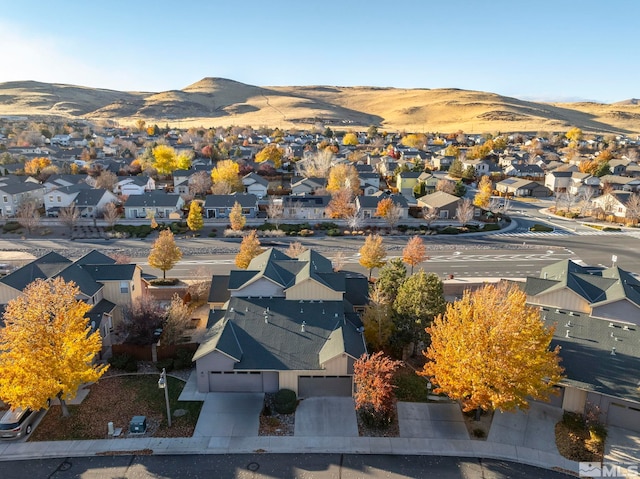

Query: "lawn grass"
left=29, top=375, right=202, bottom=441
left=393, top=366, right=429, bottom=402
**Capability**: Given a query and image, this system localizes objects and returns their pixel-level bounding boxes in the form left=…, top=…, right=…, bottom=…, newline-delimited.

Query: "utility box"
left=129, top=416, right=147, bottom=434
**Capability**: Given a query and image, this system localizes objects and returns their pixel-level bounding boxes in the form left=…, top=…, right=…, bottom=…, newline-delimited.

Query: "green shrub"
left=156, top=358, right=174, bottom=372
left=438, top=227, right=460, bottom=235
left=562, top=411, right=586, bottom=430
left=555, top=210, right=566, bottom=217
left=149, top=278, right=179, bottom=286
left=566, top=212, right=579, bottom=219
left=2, top=221, right=21, bottom=233
left=481, top=223, right=500, bottom=231
left=314, top=222, right=340, bottom=231
left=109, top=353, right=138, bottom=372
left=393, top=371, right=428, bottom=402
left=603, top=226, right=621, bottom=232
left=529, top=224, right=554, bottom=232
left=174, top=348, right=193, bottom=370
left=326, top=228, right=343, bottom=236
left=274, top=388, right=297, bottom=414
left=258, top=222, right=278, bottom=231
left=588, top=423, right=607, bottom=442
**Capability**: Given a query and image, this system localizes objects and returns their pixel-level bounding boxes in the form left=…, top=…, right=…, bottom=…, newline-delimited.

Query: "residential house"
left=290, top=177, right=326, bottom=195
left=0, top=250, right=145, bottom=358
left=567, top=172, right=600, bottom=196
left=203, top=194, right=258, bottom=219
left=193, top=248, right=368, bottom=396
left=123, top=191, right=184, bottom=219
left=545, top=168, right=575, bottom=193
left=416, top=191, right=461, bottom=220
left=608, top=158, right=630, bottom=176
left=242, top=173, right=269, bottom=199
left=525, top=260, right=640, bottom=432
left=42, top=174, right=89, bottom=192
left=172, top=169, right=192, bottom=196
left=503, top=163, right=545, bottom=180
left=44, top=184, right=117, bottom=217
left=0, top=181, right=46, bottom=217
left=116, top=176, right=156, bottom=196
left=396, top=171, right=431, bottom=197
left=282, top=194, right=331, bottom=220
left=591, top=191, right=635, bottom=220
left=430, top=155, right=455, bottom=171
left=358, top=172, right=380, bottom=196
left=495, top=178, right=551, bottom=197
left=355, top=192, right=409, bottom=220
left=598, top=175, right=640, bottom=192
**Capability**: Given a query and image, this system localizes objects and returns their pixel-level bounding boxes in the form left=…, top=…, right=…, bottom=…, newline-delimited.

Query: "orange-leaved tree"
left=353, top=352, right=402, bottom=427
left=422, top=282, right=564, bottom=415
left=327, top=163, right=360, bottom=196
left=0, top=277, right=107, bottom=416
left=402, top=235, right=427, bottom=274
left=235, top=230, right=264, bottom=269
left=359, top=234, right=387, bottom=280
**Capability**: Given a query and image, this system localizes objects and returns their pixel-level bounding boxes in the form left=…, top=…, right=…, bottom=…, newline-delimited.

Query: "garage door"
left=298, top=376, right=352, bottom=397
left=608, top=402, right=640, bottom=432
left=209, top=371, right=263, bottom=392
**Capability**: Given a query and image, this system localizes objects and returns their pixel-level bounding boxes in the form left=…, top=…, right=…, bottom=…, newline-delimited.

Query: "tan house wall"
left=528, top=288, right=591, bottom=314
left=279, top=357, right=349, bottom=394
left=0, top=283, right=21, bottom=304
left=591, top=299, right=640, bottom=326
left=285, top=279, right=343, bottom=301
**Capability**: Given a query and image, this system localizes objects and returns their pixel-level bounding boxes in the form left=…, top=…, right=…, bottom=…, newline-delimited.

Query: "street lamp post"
left=158, top=368, right=172, bottom=427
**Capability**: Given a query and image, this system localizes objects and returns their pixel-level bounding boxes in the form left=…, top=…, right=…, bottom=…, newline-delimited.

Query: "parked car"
left=0, top=407, right=40, bottom=439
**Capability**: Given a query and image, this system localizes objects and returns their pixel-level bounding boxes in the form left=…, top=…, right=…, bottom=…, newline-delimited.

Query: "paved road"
left=0, top=454, right=572, bottom=478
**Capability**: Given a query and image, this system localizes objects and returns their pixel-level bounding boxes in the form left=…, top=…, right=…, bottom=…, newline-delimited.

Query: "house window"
left=120, top=281, right=129, bottom=294
left=242, top=208, right=250, bottom=214
left=440, top=211, right=449, bottom=219
left=2, top=196, right=6, bottom=203
left=57, top=196, right=61, bottom=203
left=49, top=195, right=54, bottom=202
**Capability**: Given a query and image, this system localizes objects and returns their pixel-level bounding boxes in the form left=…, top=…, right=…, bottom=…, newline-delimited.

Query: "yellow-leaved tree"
left=422, top=282, right=564, bottom=415
left=473, top=175, right=492, bottom=209
left=211, top=159, right=243, bottom=192
left=0, top=277, right=107, bottom=416
left=148, top=229, right=183, bottom=279
left=235, top=230, right=264, bottom=269
left=255, top=144, right=284, bottom=168
left=327, top=163, right=360, bottom=196
left=24, top=157, right=52, bottom=175
left=342, top=132, right=358, bottom=146
left=402, top=235, right=427, bottom=274
left=152, top=144, right=179, bottom=175
left=187, top=201, right=204, bottom=232
left=359, top=234, right=387, bottom=280
left=229, top=201, right=246, bottom=231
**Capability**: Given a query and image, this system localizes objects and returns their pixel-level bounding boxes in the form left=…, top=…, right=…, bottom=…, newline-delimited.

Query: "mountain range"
left=0, top=77, right=638, bottom=134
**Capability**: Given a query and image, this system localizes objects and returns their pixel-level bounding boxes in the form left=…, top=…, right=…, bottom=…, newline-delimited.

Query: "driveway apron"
left=193, top=393, right=264, bottom=437
left=294, top=397, right=358, bottom=437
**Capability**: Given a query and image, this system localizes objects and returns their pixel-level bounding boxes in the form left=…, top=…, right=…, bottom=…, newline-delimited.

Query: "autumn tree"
left=189, top=170, right=213, bottom=197
left=422, top=283, right=564, bottom=415
left=625, top=193, right=640, bottom=225
left=286, top=241, right=307, bottom=258
left=0, top=277, right=107, bottom=416
left=401, top=133, right=425, bottom=149
left=95, top=170, right=118, bottom=191
left=393, top=271, right=445, bottom=355
left=422, top=205, right=439, bottom=230
left=235, top=230, right=264, bottom=269
left=59, top=202, right=80, bottom=229
left=255, top=144, right=284, bottom=168
left=102, top=202, right=120, bottom=228
left=187, top=201, right=204, bottom=232
left=565, top=127, right=583, bottom=144
left=473, top=175, right=492, bottom=209
left=448, top=158, right=464, bottom=178
left=229, top=201, right=246, bottom=231
left=162, top=294, right=191, bottom=345
left=295, top=149, right=334, bottom=178
left=148, top=229, right=183, bottom=279
left=456, top=198, right=475, bottom=226
left=266, top=197, right=284, bottom=228
left=359, top=234, right=387, bottom=280
left=327, top=163, right=360, bottom=196
left=211, top=159, right=243, bottom=192
left=362, top=283, right=394, bottom=351
left=327, top=188, right=355, bottom=219
left=436, top=179, right=455, bottom=194
left=353, top=352, right=402, bottom=427
left=152, top=144, right=180, bottom=175
left=16, top=199, right=41, bottom=234
left=375, top=258, right=407, bottom=305
left=135, top=119, right=146, bottom=132
left=342, top=132, right=358, bottom=146
left=402, top=235, right=427, bottom=274
left=375, top=197, right=403, bottom=228
left=24, top=156, right=51, bottom=176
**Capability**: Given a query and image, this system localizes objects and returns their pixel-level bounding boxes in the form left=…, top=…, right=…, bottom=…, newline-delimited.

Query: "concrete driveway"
left=397, top=402, right=470, bottom=439
left=294, top=397, right=358, bottom=437
left=488, top=402, right=562, bottom=453
left=193, top=392, right=264, bottom=437
left=606, top=426, right=640, bottom=464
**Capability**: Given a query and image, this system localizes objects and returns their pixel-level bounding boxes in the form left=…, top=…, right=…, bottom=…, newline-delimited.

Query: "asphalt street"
left=0, top=454, right=572, bottom=479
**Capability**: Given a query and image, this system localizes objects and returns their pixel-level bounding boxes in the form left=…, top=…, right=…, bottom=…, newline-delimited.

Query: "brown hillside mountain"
left=0, top=78, right=638, bottom=134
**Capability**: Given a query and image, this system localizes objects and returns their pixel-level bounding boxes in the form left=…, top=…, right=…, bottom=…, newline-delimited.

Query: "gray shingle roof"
left=0, top=251, right=72, bottom=291
left=124, top=192, right=181, bottom=207
left=203, top=194, right=257, bottom=208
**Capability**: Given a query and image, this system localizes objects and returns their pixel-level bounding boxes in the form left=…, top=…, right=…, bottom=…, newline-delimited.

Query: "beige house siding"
left=528, top=288, right=590, bottom=314
left=279, top=357, right=350, bottom=394
left=232, top=278, right=284, bottom=298
left=0, top=283, right=21, bottom=304
left=321, top=354, right=349, bottom=374
left=562, top=387, right=587, bottom=413
left=285, top=279, right=343, bottom=301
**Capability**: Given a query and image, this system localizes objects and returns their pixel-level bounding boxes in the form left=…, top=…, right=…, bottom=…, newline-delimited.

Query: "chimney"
left=301, top=321, right=306, bottom=333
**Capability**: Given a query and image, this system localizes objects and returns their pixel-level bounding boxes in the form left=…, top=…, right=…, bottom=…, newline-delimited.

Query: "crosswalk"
left=490, top=229, right=640, bottom=238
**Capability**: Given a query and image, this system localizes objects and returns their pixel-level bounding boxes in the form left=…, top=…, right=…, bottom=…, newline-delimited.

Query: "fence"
left=112, top=342, right=198, bottom=361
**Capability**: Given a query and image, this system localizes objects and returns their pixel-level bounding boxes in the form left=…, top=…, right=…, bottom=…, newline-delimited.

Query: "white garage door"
left=298, top=376, right=352, bottom=397
left=209, top=371, right=263, bottom=392
left=607, top=402, right=640, bottom=431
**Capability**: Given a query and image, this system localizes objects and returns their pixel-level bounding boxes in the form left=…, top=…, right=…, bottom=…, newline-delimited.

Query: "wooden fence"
left=112, top=342, right=198, bottom=361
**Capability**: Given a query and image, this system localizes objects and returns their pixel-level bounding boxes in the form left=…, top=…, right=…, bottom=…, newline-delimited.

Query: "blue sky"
left=0, top=0, right=637, bottom=103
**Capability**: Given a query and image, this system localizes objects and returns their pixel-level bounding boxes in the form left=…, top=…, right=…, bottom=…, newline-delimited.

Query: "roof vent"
left=611, top=347, right=616, bottom=356
left=264, top=315, right=269, bottom=324
left=623, top=325, right=630, bottom=331
left=266, top=307, right=270, bottom=312
left=609, top=322, right=615, bottom=328
left=300, top=307, right=304, bottom=313
left=322, top=309, right=325, bottom=315
left=565, top=329, right=570, bottom=338
left=230, top=307, right=234, bottom=313
left=301, top=321, right=306, bottom=333
left=245, top=306, right=249, bottom=312
left=565, top=321, right=572, bottom=327
left=611, top=332, right=615, bottom=338
left=299, top=300, right=304, bottom=303
left=335, top=313, right=339, bottom=318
